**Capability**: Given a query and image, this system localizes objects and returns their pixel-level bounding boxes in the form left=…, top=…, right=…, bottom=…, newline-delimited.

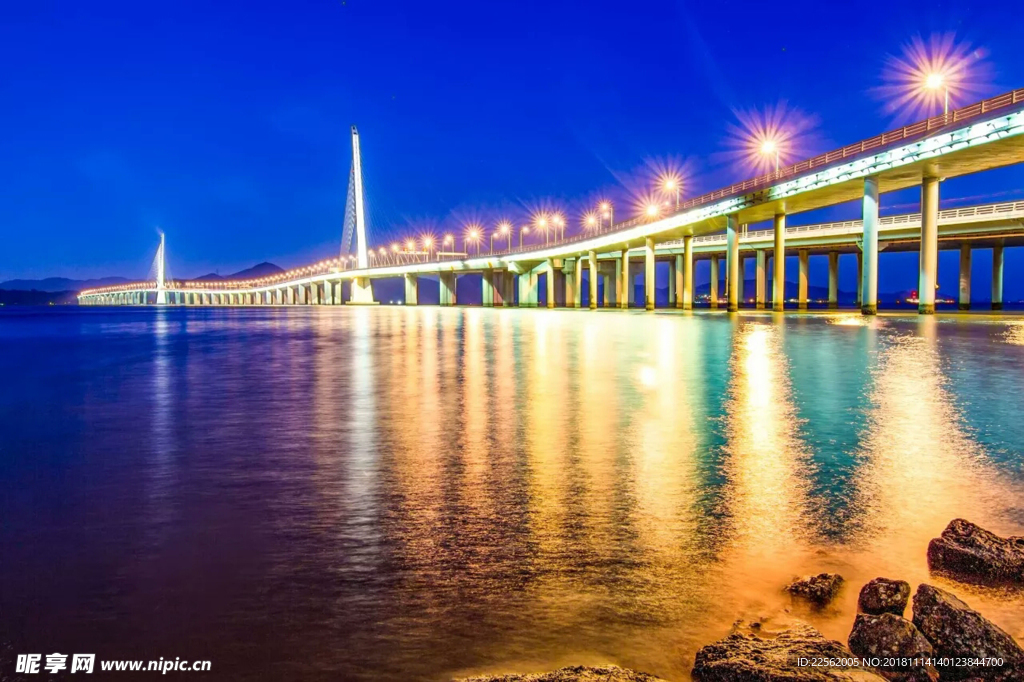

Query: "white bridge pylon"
left=342, top=125, right=375, bottom=303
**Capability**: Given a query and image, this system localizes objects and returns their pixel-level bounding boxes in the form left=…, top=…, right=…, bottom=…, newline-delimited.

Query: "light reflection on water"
left=1, top=307, right=1022, bottom=681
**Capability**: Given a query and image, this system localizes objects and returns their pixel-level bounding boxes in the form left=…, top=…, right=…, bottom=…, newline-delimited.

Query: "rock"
left=926, top=519, right=1024, bottom=585
left=786, top=573, right=845, bottom=607
left=911, top=584, right=1024, bottom=680
left=455, top=665, right=667, bottom=681
left=849, top=613, right=935, bottom=680
left=692, top=623, right=886, bottom=681
left=858, top=578, right=911, bottom=616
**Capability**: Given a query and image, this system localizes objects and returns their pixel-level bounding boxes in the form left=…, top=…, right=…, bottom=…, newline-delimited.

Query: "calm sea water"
left=2, top=306, right=1023, bottom=681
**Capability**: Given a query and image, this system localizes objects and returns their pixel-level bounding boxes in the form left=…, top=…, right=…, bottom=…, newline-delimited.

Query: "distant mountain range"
left=0, top=262, right=285, bottom=305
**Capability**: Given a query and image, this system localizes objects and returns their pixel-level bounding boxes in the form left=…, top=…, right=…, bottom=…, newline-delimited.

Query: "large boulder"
left=911, top=584, right=1024, bottom=680
left=926, top=519, right=1024, bottom=585
left=858, top=578, right=911, bottom=616
left=456, top=666, right=667, bottom=681
left=785, top=573, right=845, bottom=607
left=692, top=624, right=885, bottom=681
left=848, top=613, right=936, bottom=679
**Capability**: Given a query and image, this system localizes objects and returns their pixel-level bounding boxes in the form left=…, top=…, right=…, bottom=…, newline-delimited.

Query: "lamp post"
left=661, top=176, right=680, bottom=208
left=553, top=214, right=565, bottom=241
left=926, top=72, right=949, bottom=117
left=498, top=221, right=511, bottom=251
left=442, top=234, right=453, bottom=259
left=600, top=201, right=613, bottom=230
left=422, top=236, right=434, bottom=262
left=537, top=215, right=549, bottom=246
left=520, top=226, right=530, bottom=248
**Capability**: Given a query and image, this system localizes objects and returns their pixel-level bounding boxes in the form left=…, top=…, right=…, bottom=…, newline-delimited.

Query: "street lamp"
left=584, top=212, right=598, bottom=231
left=536, top=215, right=550, bottom=245
left=422, top=235, right=434, bottom=262
left=645, top=203, right=661, bottom=220
left=660, top=175, right=681, bottom=208
left=760, top=139, right=780, bottom=172
left=925, top=72, right=949, bottom=116
left=599, top=201, right=613, bottom=230
left=497, top=221, right=512, bottom=251
left=443, top=233, right=454, bottom=258
left=466, top=226, right=481, bottom=255
left=520, top=226, right=530, bottom=248
left=552, top=214, right=565, bottom=241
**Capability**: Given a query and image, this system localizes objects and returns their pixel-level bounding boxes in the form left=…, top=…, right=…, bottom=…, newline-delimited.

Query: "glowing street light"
left=497, top=221, right=512, bottom=251
left=465, top=226, right=482, bottom=254
left=660, top=175, right=681, bottom=208
left=520, top=226, right=530, bottom=248
left=760, top=138, right=780, bottom=172
left=422, top=235, right=434, bottom=262
left=645, top=203, right=661, bottom=220
left=552, top=214, right=565, bottom=241
left=536, top=215, right=550, bottom=245
left=599, top=201, right=614, bottom=230
left=925, top=71, right=949, bottom=115
left=584, top=212, right=598, bottom=231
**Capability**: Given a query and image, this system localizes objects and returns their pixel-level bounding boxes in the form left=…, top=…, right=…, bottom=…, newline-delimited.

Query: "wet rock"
left=911, top=584, right=1024, bottom=680
left=848, top=613, right=935, bottom=680
left=786, top=573, right=845, bottom=607
left=692, top=623, right=886, bottom=681
left=926, top=519, right=1024, bottom=585
left=858, top=578, right=911, bottom=616
left=455, top=665, right=667, bottom=681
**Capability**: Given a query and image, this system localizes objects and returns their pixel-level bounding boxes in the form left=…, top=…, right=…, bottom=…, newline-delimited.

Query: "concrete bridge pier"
left=503, top=271, right=515, bottom=307
left=644, top=237, right=655, bottom=311
left=572, top=258, right=582, bottom=308
left=959, top=245, right=972, bottom=311
left=709, top=256, right=719, bottom=308
left=588, top=251, right=598, bottom=309
left=918, top=176, right=940, bottom=314
left=756, top=250, right=766, bottom=309
left=440, top=272, right=456, bottom=306
left=482, top=269, right=495, bottom=307
left=726, top=215, right=739, bottom=312
left=992, top=241, right=1004, bottom=310
left=682, top=236, right=694, bottom=310
left=674, top=253, right=683, bottom=309
left=405, top=274, right=419, bottom=305
left=798, top=249, right=809, bottom=310
left=619, top=249, right=630, bottom=310
left=773, top=213, right=786, bottom=311
left=862, top=176, right=880, bottom=315
left=828, top=252, right=839, bottom=309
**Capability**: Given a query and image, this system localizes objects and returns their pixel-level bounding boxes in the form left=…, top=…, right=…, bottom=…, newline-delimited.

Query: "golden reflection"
left=718, top=322, right=817, bottom=581
left=1002, top=320, right=1024, bottom=345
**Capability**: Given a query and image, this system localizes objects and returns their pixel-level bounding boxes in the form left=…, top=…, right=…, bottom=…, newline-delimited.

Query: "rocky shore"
left=455, top=520, right=1023, bottom=682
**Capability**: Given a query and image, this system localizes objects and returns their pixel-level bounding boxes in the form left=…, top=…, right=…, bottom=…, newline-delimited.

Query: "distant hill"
left=0, top=289, right=79, bottom=305
left=2, top=263, right=285, bottom=293
left=0, top=276, right=130, bottom=293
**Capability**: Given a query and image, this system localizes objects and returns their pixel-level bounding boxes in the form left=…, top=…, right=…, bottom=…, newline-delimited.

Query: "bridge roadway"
left=80, top=199, right=1024, bottom=311
left=79, top=89, right=1024, bottom=314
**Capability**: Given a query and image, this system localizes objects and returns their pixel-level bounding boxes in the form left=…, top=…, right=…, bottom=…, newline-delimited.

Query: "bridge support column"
left=682, top=236, right=693, bottom=310
left=668, top=257, right=676, bottom=307
left=674, top=253, right=683, bottom=309
left=504, top=272, right=515, bottom=307
left=919, top=176, right=939, bottom=314
left=828, top=252, right=839, bottom=309
left=737, top=255, right=746, bottom=307
left=798, top=249, right=809, bottom=310
left=545, top=259, right=556, bottom=309
left=482, top=269, right=495, bottom=307
left=710, top=256, right=719, bottom=309
left=992, top=241, right=1004, bottom=310
left=440, top=272, right=456, bottom=306
left=310, top=283, right=320, bottom=305
left=588, top=252, right=598, bottom=310
left=726, top=215, right=739, bottom=312
left=644, top=237, right=655, bottom=311
left=959, top=244, right=972, bottom=311
left=620, top=249, right=630, bottom=310
left=611, top=260, right=620, bottom=306
left=349, top=277, right=375, bottom=304
left=862, top=176, right=879, bottom=315
left=570, top=258, right=580, bottom=308
left=773, top=213, right=786, bottom=311
left=756, top=250, right=766, bottom=309
left=324, top=282, right=334, bottom=305
left=405, top=274, right=419, bottom=305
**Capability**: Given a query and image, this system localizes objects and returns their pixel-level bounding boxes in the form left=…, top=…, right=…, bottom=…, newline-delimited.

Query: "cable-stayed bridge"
left=79, top=88, right=1024, bottom=313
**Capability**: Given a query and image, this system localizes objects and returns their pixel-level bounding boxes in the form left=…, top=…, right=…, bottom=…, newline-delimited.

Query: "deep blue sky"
left=1, top=1, right=1022, bottom=296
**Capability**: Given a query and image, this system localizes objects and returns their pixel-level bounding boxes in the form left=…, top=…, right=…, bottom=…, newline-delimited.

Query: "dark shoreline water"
left=2, top=307, right=1022, bottom=681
